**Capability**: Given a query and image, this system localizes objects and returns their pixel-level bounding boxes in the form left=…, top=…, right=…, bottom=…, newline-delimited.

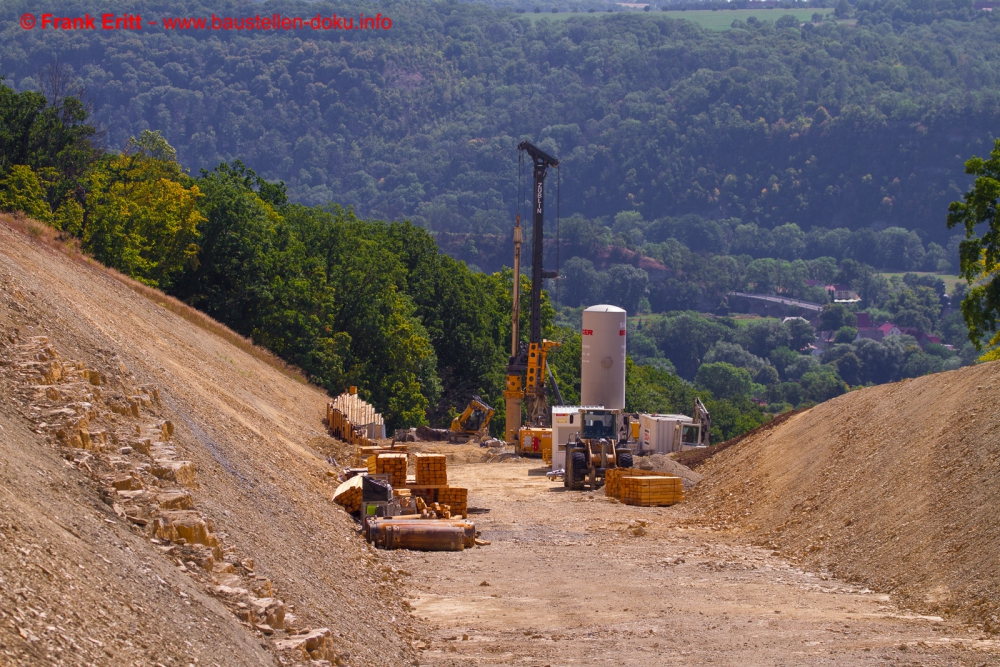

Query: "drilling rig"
left=504, top=141, right=562, bottom=456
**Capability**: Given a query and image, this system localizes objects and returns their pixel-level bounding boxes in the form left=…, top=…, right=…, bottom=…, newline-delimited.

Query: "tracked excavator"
left=505, top=141, right=563, bottom=457
left=450, top=396, right=495, bottom=439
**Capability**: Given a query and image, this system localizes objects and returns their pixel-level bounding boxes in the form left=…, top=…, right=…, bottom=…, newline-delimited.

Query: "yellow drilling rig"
left=504, top=141, right=564, bottom=457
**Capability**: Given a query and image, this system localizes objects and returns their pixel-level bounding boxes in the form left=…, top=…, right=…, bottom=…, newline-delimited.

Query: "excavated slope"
left=0, top=217, right=419, bottom=666
left=691, top=361, right=1000, bottom=632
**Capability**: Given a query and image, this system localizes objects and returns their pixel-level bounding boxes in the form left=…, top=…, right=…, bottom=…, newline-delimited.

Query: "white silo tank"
left=580, top=304, right=626, bottom=410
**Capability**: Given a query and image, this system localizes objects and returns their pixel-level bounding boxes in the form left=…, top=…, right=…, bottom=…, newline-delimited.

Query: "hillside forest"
left=3, top=0, right=1000, bottom=439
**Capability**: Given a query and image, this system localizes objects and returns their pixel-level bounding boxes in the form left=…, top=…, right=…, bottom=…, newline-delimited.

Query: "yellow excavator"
left=505, top=141, right=563, bottom=457
left=450, top=396, right=495, bottom=438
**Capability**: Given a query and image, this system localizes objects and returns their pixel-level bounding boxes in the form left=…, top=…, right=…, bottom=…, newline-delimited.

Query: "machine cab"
left=676, top=422, right=703, bottom=450
left=581, top=409, right=617, bottom=441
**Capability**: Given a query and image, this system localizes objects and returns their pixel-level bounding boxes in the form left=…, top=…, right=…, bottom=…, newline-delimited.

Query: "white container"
left=550, top=405, right=603, bottom=470
left=581, top=305, right=626, bottom=410
left=638, top=413, right=697, bottom=454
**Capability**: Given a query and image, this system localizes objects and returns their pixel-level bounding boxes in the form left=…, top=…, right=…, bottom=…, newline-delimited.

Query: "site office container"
left=638, top=413, right=701, bottom=454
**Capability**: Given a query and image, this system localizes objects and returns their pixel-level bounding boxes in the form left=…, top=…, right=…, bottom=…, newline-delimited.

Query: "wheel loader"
left=563, top=408, right=633, bottom=491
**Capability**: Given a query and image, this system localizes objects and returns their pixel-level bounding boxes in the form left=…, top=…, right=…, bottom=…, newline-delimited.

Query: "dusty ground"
left=387, top=457, right=1000, bottom=666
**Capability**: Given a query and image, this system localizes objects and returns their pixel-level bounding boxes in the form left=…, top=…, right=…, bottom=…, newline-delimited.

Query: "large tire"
left=571, top=451, right=588, bottom=481
left=617, top=452, right=633, bottom=469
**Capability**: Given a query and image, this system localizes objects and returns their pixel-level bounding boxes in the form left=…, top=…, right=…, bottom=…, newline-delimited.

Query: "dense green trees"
left=2, top=0, right=999, bottom=249
left=947, top=138, right=1000, bottom=359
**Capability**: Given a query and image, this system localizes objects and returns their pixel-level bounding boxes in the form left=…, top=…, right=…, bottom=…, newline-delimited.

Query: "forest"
left=0, top=82, right=775, bottom=438
left=3, top=0, right=1000, bottom=440
left=1, top=0, right=998, bottom=248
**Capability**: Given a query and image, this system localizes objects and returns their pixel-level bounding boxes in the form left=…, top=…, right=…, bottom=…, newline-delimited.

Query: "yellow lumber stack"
left=415, top=453, right=447, bottom=486
left=376, top=452, right=408, bottom=487
left=332, top=476, right=364, bottom=513
left=438, top=487, right=468, bottom=518
left=366, top=455, right=377, bottom=475
left=605, top=468, right=664, bottom=500
left=622, top=475, right=683, bottom=507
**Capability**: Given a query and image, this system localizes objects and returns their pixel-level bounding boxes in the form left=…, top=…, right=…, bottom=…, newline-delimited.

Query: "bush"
left=800, top=365, right=847, bottom=402
left=834, top=326, right=858, bottom=344
left=695, top=362, right=753, bottom=401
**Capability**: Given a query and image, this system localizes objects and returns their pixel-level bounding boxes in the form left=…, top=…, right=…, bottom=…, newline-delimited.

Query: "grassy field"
left=880, top=271, right=964, bottom=294
left=521, top=8, right=832, bottom=30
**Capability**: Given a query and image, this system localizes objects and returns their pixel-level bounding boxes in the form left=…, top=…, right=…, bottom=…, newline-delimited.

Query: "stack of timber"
left=622, top=475, right=684, bottom=507
left=438, top=487, right=468, bottom=518
left=358, top=444, right=407, bottom=468
left=332, top=475, right=364, bottom=513
left=605, top=467, right=664, bottom=500
left=375, top=452, right=407, bottom=488
left=414, top=453, right=448, bottom=485
left=327, top=389, right=385, bottom=448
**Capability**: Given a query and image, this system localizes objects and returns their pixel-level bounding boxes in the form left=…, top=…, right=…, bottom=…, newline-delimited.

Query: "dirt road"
left=387, top=457, right=1000, bottom=666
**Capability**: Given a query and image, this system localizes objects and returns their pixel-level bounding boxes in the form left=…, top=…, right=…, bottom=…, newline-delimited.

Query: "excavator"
left=450, top=396, right=495, bottom=439
left=505, top=141, right=562, bottom=457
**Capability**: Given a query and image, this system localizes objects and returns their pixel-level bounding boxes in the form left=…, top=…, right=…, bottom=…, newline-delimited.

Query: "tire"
left=617, top=452, right=633, bottom=469
left=571, top=451, right=588, bottom=481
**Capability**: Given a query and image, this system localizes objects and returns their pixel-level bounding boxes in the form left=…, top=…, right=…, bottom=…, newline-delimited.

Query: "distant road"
left=727, top=292, right=824, bottom=312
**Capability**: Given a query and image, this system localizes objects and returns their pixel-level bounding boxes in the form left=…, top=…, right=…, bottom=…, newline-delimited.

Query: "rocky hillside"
left=0, top=215, right=420, bottom=666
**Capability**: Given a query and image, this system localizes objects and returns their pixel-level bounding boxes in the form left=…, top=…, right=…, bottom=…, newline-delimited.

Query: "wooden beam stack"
left=327, top=389, right=385, bottom=448
left=622, top=475, right=683, bottom=507
left=332, top=475, right=364, bottom=513
left=438, top=487, right=468, bottom=518
left=376, top=452, right=407, bottom=488
left=605, top=468, right=664, bottom=500
left=414, top=453, right=448, bottom=486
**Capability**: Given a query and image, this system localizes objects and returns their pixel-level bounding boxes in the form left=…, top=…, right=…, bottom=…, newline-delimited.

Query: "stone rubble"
left=3, top=335, right=348, bottom=665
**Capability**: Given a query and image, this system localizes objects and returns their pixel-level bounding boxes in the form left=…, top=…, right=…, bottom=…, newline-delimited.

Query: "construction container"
left=581, top=305, right=626, bottom=410
left=550, top=405, right=603, bottom=470
left=638, top=413, right=702, bottom=454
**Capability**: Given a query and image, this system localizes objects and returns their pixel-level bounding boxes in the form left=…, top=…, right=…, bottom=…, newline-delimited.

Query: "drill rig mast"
left=505, top=141, right=561, bottom=450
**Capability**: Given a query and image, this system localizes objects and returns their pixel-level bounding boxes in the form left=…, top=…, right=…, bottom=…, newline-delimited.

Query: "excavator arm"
left=694, top=397, right=711, bottom=447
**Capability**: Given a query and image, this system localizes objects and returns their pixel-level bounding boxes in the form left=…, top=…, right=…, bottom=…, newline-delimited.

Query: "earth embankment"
left=691, top=362, right=1000, bottom=632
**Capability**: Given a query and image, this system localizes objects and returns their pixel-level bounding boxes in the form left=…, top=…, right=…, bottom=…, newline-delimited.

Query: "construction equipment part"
left=365, top=517, right=477, bottom=550
left=693, top=397, right=712, bottom=447
left=505, top=141, right=562, bottom=448
left=450, top=395, right=495, bottom=438
left=517, top=425, right=552, bottom=461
